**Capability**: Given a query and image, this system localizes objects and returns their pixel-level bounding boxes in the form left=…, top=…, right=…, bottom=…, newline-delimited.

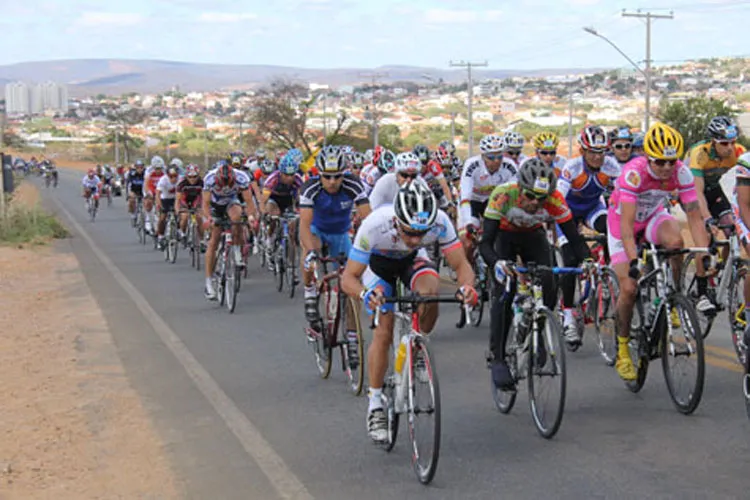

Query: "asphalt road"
left=39, top=169, right=750, bottom=499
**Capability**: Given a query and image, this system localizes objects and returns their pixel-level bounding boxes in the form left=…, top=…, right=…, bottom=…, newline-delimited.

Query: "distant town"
left=3, top=56, right=750, bottom=162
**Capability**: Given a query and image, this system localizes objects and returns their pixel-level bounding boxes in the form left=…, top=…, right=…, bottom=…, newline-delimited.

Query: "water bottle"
left=394, top=336, right=408, bottom=375
left=646, top=297, right=661, bottom=327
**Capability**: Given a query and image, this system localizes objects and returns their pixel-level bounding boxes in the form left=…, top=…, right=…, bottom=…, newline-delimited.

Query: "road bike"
left=268, top=210, right=299, bottom=298
left=212, top=219, right=244, bottom=314
left=456, top=227, right=491, bottom=328
left=86, top=192, right=99, bottom=222
left=163, top=211, right=179, bottom=264
left=184, top=208, right=202, bottom=271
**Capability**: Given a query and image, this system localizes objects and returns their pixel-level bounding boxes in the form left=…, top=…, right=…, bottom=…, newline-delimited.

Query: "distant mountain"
left=0, top=58, right=609, bottom=96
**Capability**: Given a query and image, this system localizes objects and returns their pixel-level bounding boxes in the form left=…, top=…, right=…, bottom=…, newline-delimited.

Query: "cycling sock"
left=368, top=388, right=383, bottom=411
left=205, top=277, right=212, bottom=288
left=563, top=308, right=574, bottom=325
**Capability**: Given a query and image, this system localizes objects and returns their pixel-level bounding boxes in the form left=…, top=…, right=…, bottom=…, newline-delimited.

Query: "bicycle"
left=490, top=262, right=581, bottom=439
left=268, top=210, right=300, bottom=298
left=184, top=209, right=202, bottom=271
left=212, top=218, right=244, bottom=314
left=562, top=234, right=619, bottom=365
left=163, top=211, right=179, bottom=264
left=86, top=193, right=98, bottom=222
left=305, top=254, right=365, bottom=396
left=623, top=243, right=706, bottom=415
left=456, top=227, right=491, bottom=328
left=681, top=223, right=747, bottom=341
left=374, top=288, right=469, bottom=485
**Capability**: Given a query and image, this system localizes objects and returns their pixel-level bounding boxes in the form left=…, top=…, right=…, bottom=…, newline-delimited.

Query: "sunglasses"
left=505, top=150, right=522, bottom=157
left=399, top=225, right=429, bottom=238
left=538, top=150, right=556, bottom=156
left=523, top=190, right=547, bottom=201
left=716, top=140, right=736, bottom=146
left=613, top=143, right=632, bottom=150
left=651, top=158, right=677, bottom=167
left=322, top=173, right=343, bottom=180
left=585, top=149, right=607, bottom=155
left=398, top=172, right=418, bottom=179
left=484, top=154, right=503, bottom=161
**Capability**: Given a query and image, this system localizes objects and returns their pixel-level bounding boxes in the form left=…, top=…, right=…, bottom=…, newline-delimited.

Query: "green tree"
left=658, top=96, right=739, bottom=149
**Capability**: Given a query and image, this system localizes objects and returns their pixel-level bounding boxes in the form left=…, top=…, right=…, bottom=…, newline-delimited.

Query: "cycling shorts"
left=311, top=225, right=352, bottom=259
left=704, top=184, right=733, bottom=219
left=361, top=251, right=438, bottom=314
left=210, top=199, right=241, bottom=222
left=268, top=194, right=294, bottom=214
left=159, top=198, right=175, bottom=214
left=606, top=205, right=674, bottom=265
left=556, top=200, right=607, bottom=246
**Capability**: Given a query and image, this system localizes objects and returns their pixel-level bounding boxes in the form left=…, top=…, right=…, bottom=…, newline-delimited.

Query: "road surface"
left=39, top=169, right=750, bottom=499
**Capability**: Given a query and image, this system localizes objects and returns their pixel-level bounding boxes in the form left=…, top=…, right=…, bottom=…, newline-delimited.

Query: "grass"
left=0, top=196, right=69, bottom=245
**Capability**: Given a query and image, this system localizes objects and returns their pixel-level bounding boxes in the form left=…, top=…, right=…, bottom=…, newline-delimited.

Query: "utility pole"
left=450, top=112, right=456, bottom=146
left=450, top=60, right=488, bottom=157
left=115, top=127, right=120, bottom=165
left=359, top=72, right=389, bottom=150
left=568, top=94, right=574, bottom=156
left=621, top=9, right=674, bottom=130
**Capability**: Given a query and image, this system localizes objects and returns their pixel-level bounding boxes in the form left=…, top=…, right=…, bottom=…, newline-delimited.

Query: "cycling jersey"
left=547, top=155, right=568, bottom=177
left=484, top=182, right=571, bottom=232
left=203, top=168, right=251, bottom=206
left=422, top=160, right=445, bottom=193
left=127, top=170, right=145, bottom=196
left=156, top=175, right=178, bottom=200
left=262, top=171, right=303, bottom=198
left=458, top=155, right=518, bottom=230
left=145, top=167, right=165, bottom=195
left=176, top=177, right=204, bottom=203
left=687, top=140, right=746, bottom=188
left=360, top=163, right=384, bottom=196
left=299, top=173, right=367, bottom=234
left=557, top=155, right=620, bottom=215
left=367, top=172, right=401, bottom=209
left=82, top=175, right=101, bottom=190
left=350, top=205, right=460, bottom=263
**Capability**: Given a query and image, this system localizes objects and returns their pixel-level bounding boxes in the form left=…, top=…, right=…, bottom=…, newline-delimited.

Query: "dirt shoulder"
left=0, top=187, right=179, bottom=499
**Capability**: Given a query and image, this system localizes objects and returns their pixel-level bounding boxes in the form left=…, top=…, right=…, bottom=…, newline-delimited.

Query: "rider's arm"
left=619, top=201, right=639, bottom=262
left=684, top=200, right=711, bottom=248
left=342, top=260, right=368, bottom=300
left=355, top=201, right=371, bottom=219
left=479, top=217, right=500, bottom=269
left=438, top=176, right=453, bottom=204
left=737, top=174, right=750, bottom=230
left=240, top=188, right=256, bottom=217
left=299, top=207, right=317, bottom=251
left=174, top=190, right=182, bottom=215
left=691, top=175, right=713, bottom=222
left=444, top=246, right=474, bottom=289
left=201, top=191, right=211, bottom=224
left=458, top=162, right=474, bottom=230
left=677, top=164, right=710, bottom=247
left=558, top=218, right=591, bottom=261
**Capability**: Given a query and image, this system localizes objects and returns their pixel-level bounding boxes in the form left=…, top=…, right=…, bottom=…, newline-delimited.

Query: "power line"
left=449, top=60, right=487, bottom=157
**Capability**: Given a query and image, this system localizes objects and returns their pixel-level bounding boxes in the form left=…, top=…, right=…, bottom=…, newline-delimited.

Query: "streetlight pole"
left=450, top=60, right=488, bottom=157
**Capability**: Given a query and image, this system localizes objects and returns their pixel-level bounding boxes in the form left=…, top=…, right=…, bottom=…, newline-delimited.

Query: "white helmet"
left=503, top=131, right=525, bottom=149
left=479, top=134, right=504, bottom=154
left=394, top=178, right=438, bottom=231
left=394, top=152, right=421, bottom=173
left=150, top=155, right=165, bottom=169
left=169, top=158, right=184, bottom=169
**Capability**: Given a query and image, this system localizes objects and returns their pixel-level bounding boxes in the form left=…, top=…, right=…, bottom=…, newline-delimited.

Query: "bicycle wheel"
left=276, top=240, right=285, bottom=292
left=217, top=244, right=227, bottom=307
left=340, top=296, right=365, bottom=396
left=310, top=281, right=333, bottom=379
left=591, top=267, right=619, bottom=366
left=625, top=299, right=650, bottom=394
left=680, top=252, right=716, bottom=338
left=527, top=308, right=566, bottom=439
left=661, top=293, right=705, bottom=415
left=491, top=332, right=518, bottom=414
left=469, top=259, right=486, bottom=327
left=226, top=250, right=239, bottom=313
left=169, top=219, right=179, bottom=264
left=286, top=234, right=297, bottom=299
left=728, top=267, right=747, bottom=363
left=408, top=336, right=441, bottom=484
left=380, top=375, right=400, bottom=452
left=744, top=350, right=750, bottom=419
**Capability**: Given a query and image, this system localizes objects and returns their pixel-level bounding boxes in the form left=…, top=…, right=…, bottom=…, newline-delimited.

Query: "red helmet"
left=435, top=146, right=451, bottom=166
left=578, top=125, right=609, bottom=151
left=215, top=164, right=235, bottom=187
left=372, top=145, right=384, bottom=165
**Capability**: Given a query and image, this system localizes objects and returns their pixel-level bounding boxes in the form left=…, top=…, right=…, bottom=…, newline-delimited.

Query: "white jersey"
left=156, top=174, right=179, bottom=200
left=203, top=168, right=251, bottom=205
left=549, top=155, right=567, bottom=173
left=350, top=205, right=461, bottom=263
left=367, top=172, right=401, bottom=209
left=360, top=163, right=384, bottom=196
left=458, top=155, right=518, bottom=229
left=82, top=175, right=101, bottom=190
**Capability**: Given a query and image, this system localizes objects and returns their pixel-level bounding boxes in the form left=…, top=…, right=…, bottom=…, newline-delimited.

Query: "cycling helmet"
left=394, top=179, right=438, bottom=231
left=255, top=148, right=267, bottom=159
left=578, top=125, right=609, bottom=151
left=275, top=149, right=288, bottom=162
left=479, top=134, right=504, bottom=154
left=609, top=126, right=633, bottom=142
left=186, top=164, right=200, bottom=176
left=633, top=132, right=645, bottom=148
left=707, top=116, right=738, bottom=140
left=351, top=151, right=365, bottom=167
left=316, top=145, right=345, bottom=173
left=394, top=152, right=421, bottom=173
left=229, top=155, right=242, bottom=167
left=532, top=131, right=559, bottom=151
left=279, top=152, right=300, bottom=175
left=170, top=158, right=184, bottom=169
left=150, top=155, right=165, bottom=169
left=438, top=140, right=456, bottom=155
left=260, top=158, right=276, bottom=175
left=517, top=157, right=557, bottom=196
left=434, top=147, right=452, bottom=166
left=503, top=131, right=525, bottom=149
left=134, top=159, right=144, bottom=167
left=167, top=167, right=179, bottom=177
left=413, top=144, right=430, bottom=164
left=378, top=150, right=396, bottom=173
left=244, top=157, right=254, bottom=169
left=643, top=122, right=684, bottom=160
left=215, top=164, right=235, bottom=187
left=286, top=148, right=304, bottom=165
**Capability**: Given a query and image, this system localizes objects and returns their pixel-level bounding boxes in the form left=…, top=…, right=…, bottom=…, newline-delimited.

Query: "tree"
left=105, top=107, right=148, bottom=162
left=250, top=79, right=347, bottom=156
left=658, top=96, right=740, bottom=149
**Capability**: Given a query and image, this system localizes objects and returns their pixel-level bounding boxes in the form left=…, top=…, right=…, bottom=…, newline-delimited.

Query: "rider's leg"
left=407, top=256, right=440, bottom=334
left=652, top=214, right=684, bottom=291
left=608, top=220, right=638, bottom=380
left=302, top=228, right=323, bottom=325
left=227, top=203, right=244, bottom=264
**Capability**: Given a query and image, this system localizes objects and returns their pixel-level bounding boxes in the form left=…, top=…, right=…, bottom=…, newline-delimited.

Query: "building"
left=4, top=81, right=69, bottom=115
left=5, top=82, right=31, bottom=115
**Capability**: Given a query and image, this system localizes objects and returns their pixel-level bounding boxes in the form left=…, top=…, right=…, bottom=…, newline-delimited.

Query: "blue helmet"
left=610, top=126, right=633, bottom=142
left=279, top=152, right=300, bottom=175
left=286, top=148, right=304, bottom=165
left=632, top=132, right=645, bottom=148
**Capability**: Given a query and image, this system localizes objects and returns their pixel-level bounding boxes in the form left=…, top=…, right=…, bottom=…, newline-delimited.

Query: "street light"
left=583, top=26, right=651, bottom=129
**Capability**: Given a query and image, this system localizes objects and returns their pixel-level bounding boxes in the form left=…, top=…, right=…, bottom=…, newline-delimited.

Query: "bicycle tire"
left=341, top=296, right=365, bottom=396
left=744, top=351, right=750, bottom=419
left=380, top=376, right=399, bottom=452
left=217, top=242, right=227, bottom=307
left=408, top=337, right=441, bottom=484
left=527, top=308, right=566, bottom=439
left=728, top=268, right=747, bottom=363
left=625, top=298, right=651, bottom=394
left=276, top=239, right=285, bottom=292
left=491, top=333, right=518, bottom=414
left=661, top=293, right=705, bottom=415
left=286, top=233, right=296, bottom=299
left=680, top=252, right=716, bottom=339
left=226, top=251, right=239, bottom=314
left=313, top=280, right=333, bottom=379
left=469, top=261, right=487, bottom=327
left=592, top=267, right=619, bottom=366
left=169, top=221, right=178, bottom=264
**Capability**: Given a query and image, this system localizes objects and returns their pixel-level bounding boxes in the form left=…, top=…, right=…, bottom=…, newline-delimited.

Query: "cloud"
left=198, top=12, right=258, bottom=23
left=425, top=8, right=502, bottom=24
left=75, top=12, right=143, bottom=27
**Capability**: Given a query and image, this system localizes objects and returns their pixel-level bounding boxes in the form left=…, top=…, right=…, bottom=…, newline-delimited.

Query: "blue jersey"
left=299, top=173, right=368, bottom=234
left=557, top=156, right=620, bottom=216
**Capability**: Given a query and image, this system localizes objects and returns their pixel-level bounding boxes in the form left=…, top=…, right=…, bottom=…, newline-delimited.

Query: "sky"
left=1, top=0, right=749, bottom=70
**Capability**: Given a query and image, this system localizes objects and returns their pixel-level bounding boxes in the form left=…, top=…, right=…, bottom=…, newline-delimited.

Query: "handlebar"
left=371, top=292, right=470, bottom=329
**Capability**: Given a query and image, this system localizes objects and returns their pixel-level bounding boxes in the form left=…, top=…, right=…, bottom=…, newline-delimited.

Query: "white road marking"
left=53, top=197, right=314, bottom=500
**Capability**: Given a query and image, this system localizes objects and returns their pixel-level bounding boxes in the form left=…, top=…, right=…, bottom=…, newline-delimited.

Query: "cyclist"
left=532, top=131, right=567, bottom=177
left=556, top=125, right=621, bottom=347
left=100, top=164, right=114, bottom=200
left=175, top=164, right=205, bottom=246
left=350, top=151, right=365, bottom=179
left=261, top=150, right=304, bottom=267
left=202, top=161, right=254, bottom=300
left=480, top=158, right=589, bottom=390
left=341, top=179, right=477, bottom=443
left=502, top=131, right=527, bottom=166
left=170, top=158, right=185, bottom=177
left=686, top=115, right=747, bottom=312
left=732, top=152, right=750, bottom=348
left=422, top=146, right=456, bottom=213
left=632, top=132, right=645, bottom=156
left=155, top=167, right=180, bottom=250
left=300, top=146, right=371, bottom=354
left=144, top=156, right=166, bottom=235
left=81, top=169, right=102, bottom=210
left=126, top=160, right=146, bottom=223
left=360, top=147, right=395, bottom=195
left=368, top=152, right=422, bottom=209
left=608, top=122, right=711, bottom=381
left=609, top=126, right=636, bottom=166
left=458, top=133, right=518, bottom=260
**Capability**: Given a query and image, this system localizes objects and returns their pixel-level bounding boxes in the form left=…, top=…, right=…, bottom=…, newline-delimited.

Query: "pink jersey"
left=609, top=156, right=697, bottom=231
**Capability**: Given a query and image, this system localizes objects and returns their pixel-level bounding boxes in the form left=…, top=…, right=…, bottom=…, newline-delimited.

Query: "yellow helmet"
left=532, top=131, right=559, bottom=151
left=643, top=122, right=683, bottom=160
